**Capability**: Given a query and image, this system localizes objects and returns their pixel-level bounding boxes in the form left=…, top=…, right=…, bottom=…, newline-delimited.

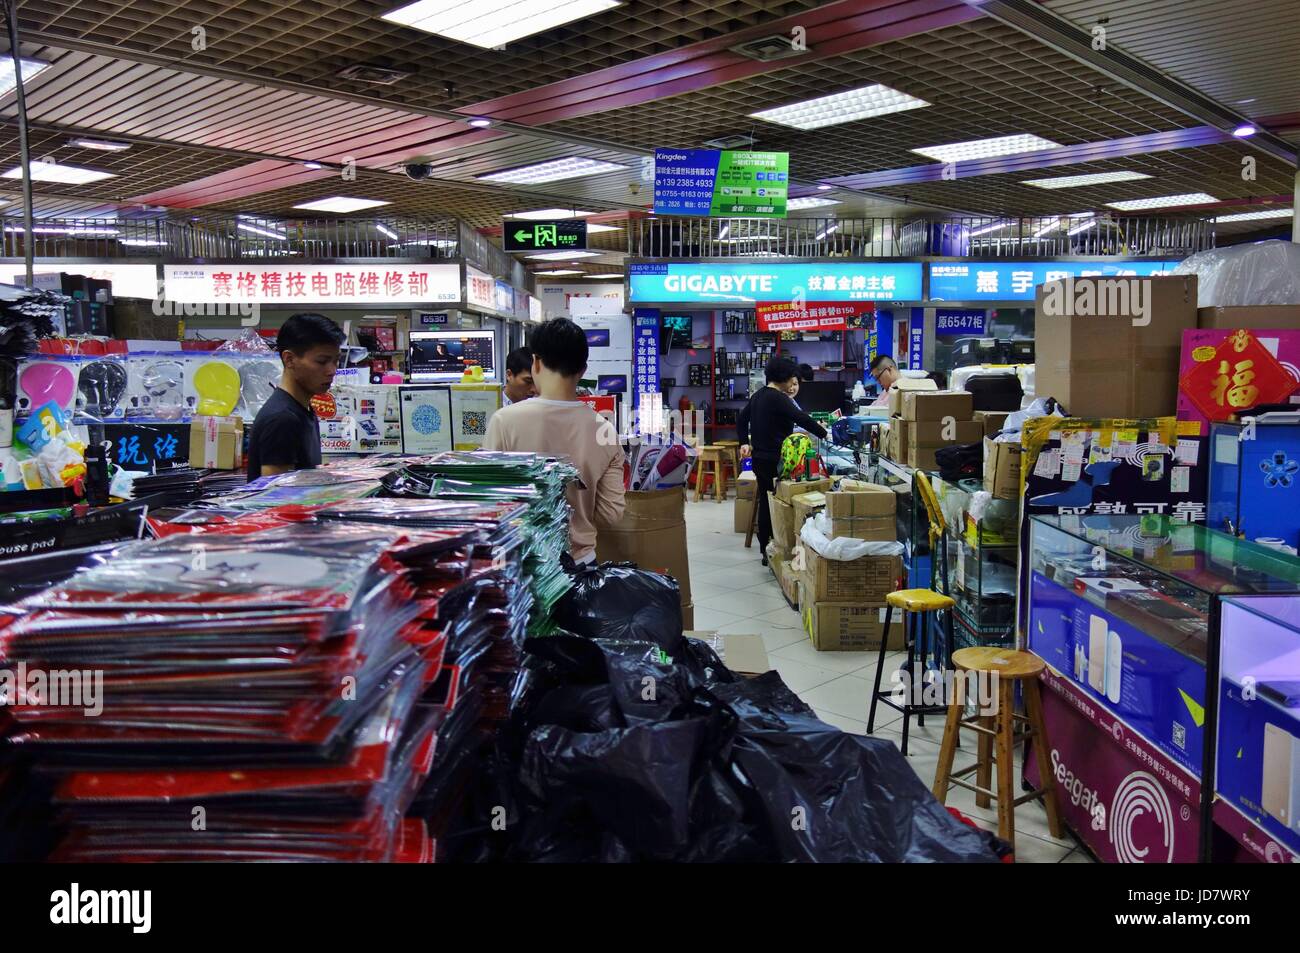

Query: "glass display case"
left=1026, top=513, right=1300, bottom=780
left=1216, top=595, right=1300, bottom=857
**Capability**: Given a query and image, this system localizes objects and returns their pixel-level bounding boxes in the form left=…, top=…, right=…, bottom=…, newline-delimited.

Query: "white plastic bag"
left=804, top=512, right=905, bottom=560
left=999, top=396, right=1064, bottom=440
left=1173, top=240, right=1300, bottom=307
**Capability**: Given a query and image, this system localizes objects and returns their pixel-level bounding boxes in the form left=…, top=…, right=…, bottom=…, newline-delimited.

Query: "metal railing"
left=628, top=214, right=1216, bottom=259
left=0, top=215, right=463, bottom=262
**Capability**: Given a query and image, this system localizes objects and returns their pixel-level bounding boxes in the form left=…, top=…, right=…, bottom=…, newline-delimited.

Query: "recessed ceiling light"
left=0, top=58, right=51, bottom=96
left=911, top=134, right=1061, bottom=163
left=504, top=208, right=596, bottom=219
left=1023, top=170, right=1151, bottom=189
left=292, top=196, right=391, bottom=213
left=527, top=250, right=601, bottom=260
left=480, top=157, right=624, bottom=184
left=69, top=137, right=132, bottom=152
left=786, top=196, right=840, bottom=210
left=1106, top=192, right=1217, bottom=211
left=587, top=272, right=623, bottom=278
left=816, top=184, right=832, bottom=191
left=1214, top=208, right=1294, bottom=223
left=749, top=83, right=930, bottom=130
left=467, top=117, right=494, bottom=128
left=382, top=0, right=622, bottom=50
left=2, top=161, right=116, bottom=185
left=303, top=161, right=324, bottom=170
left=1232, top=124, right=1257, bottom=137
left=534, top=269, right=585, bottom=276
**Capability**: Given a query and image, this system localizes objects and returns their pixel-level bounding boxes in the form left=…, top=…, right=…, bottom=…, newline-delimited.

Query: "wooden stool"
left=694, top=445, right=730, bottom=503
left=867, top=588, right=954, bottom=756
left=714, top=440, right=741, bottom=488
left=932, top=647, right=1064, bottom=851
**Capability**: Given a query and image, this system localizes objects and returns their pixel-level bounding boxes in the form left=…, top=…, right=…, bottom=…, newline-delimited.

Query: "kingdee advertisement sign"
left=629, top=262, right=922, bottom=304
left=653, top=149, right=789, bottom=217
left=928, top=261, right=1181, bottom=302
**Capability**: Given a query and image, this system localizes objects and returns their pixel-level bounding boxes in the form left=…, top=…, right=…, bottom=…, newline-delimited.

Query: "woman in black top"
left=737, top=357, right=829, bottom=565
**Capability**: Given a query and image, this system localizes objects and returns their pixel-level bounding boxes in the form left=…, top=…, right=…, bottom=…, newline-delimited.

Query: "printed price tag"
left=1171, top=466, right=1190, bottom=493
left=1034, top=448, right=1061, bottom=478
left=1174, top=439, right=1199, bottom=466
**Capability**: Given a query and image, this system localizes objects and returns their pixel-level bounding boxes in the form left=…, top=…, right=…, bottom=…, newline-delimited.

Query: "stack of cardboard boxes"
left=596, top=486, right=695, bottom=630
left=898, top=391, right=980, bottom=471
left=766, top=477, right=832, bottom=606
left=796, top=481, right=904, bottom=652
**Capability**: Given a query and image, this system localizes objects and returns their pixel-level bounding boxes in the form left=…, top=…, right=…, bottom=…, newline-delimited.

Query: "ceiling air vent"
left=729, top=35, right=808, bottom=63
left=338, top=63, right=412, bottom=85
left=702, top=134, right=756, bottom=150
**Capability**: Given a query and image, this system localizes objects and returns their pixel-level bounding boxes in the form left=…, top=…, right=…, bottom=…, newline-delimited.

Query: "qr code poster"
left=398, top=385, right=452, bottom=454
left=450, top=385, right=502, bottom=450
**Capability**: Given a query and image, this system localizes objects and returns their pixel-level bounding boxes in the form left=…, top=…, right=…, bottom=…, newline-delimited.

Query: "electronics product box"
left=800, top=593, right=903, bottom=651
left=886, top=377, right=938, bottom=416
left=733, top=473, right=757, bottom=533
left=974, top=410, right=1010, bottom=437
left=188, top=415, right=244, bottom=470
left=791, top=491, right=826, bottom=534
left=1197, top=305, right=1300, bottom=330
left=1176, top=328, right=1300, bottom=435
left=1034, top=274, right=1197, bottom=419
left=900, top=390, right=974, bottom=422
left=802, top=549, right=901, bottom=603
left=767, top=492, right=797, bottom=555
left=984, top=437, right=1023, bottom=502
left=775, top=476, right=832, bottom=503
left=596, top=486, right=692, bottom=611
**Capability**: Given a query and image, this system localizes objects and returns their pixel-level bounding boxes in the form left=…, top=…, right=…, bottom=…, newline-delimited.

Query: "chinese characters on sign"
left=927, top=261, right=1181, bottom=301
left=934, top=309, right=987, bottom=336
left=163, top=264, right=460, bottom=305
left=502, top=220, right=588, bottom=252
left=909, top=310, right=925, bottom=370
left=755, top=301, right=872, bottom=332
left=1179, top=329, right=1295, bottom=423
left=653, top=148, right=789, bottom=217
left=633, top=309, right=661, bottom=409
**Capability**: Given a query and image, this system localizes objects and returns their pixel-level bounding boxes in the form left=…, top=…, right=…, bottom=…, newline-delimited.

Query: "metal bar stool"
left=867, top=587, right=954, bottom=755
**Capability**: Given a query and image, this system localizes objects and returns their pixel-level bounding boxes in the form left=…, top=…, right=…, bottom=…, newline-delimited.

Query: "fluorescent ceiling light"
left=817, top=184, right=832, bottom=191
left=1023, top=170, right=1151, bottom=189
left=504, top=208, right=595, bottom=219
left=911, top=134, right=1061, bottom=163
left=3, top=225, right=119, bottom=235
left=1106, top=192, right=1216, bottom=211
left=69, top=137, right=132, bottom=152
left=786, top=196, right=840, bottom=210
left=717, top=224, right=730, bottom=239
left=2, top=160, right=115, bottom=185
left=1067, top=218, right=1097, bottom=236
left=526, top=250, right=601, bottom=260
left=1233, top=124, right=1257, bottom=137
left=391, top=238, right=457, bottom=248
left=1033, top=219, right=1063, bottom=238
left=970, top=220, right=1013, bottom=237
left=587, top=272, right=623, bottom=278
left=375, top=223, right=399, bottom=239
left=467, top=117, right=493, bottom=128
left=749, top=83, right=930, bottom=130
left=534, top=269, right=585, bottom=276
left=717, top=236, right=778, bottom=244
left=237, top=222, right=288, bottom=239
left=119, top=238, right=169, bottom=246
left=0, top=58, right=51, bottom=96
left=383, top=0, right=621, bottom=49
left=1214, top=208, right=1294, bottom=223
left=585, top=223, right=621, bottom=233
left=480, top=157, right=624, bottom=184
left=292, top=196, right=391, bottom=213
left=303, top=161, right=324, bottom=170
left=815, top=224, right=839, bottom=241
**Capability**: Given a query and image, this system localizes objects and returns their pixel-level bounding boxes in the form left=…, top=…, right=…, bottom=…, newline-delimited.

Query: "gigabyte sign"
left=630, top=262, right=922, bottom=303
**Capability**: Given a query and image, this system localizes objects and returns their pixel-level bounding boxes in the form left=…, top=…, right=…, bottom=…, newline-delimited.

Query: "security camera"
left=628, top=182, right=641, bottom=196
left=404, top=163, right=434, bottom=181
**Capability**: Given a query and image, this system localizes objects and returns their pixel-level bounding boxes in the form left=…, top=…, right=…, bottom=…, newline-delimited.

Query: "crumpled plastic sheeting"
left=496, top=636, right=1004, bottom=863
left=804, top=512, right=905, bottom=561
left=553, top=561, right=684, bottom=656
left=1173, top=240, right=1300, bottom=307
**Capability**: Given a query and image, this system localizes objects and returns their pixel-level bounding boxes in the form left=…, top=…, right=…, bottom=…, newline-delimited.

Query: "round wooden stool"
left=932, top=647, right=1065, bottom=852
left=694, top=445, right=731, bottom=503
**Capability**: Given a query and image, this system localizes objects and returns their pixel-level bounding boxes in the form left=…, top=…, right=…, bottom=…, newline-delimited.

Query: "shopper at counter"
left=484, top=318, right=624, bottom=565
left=246, top=312, right=345, bottom=482
left=738, top=356, right=829, bottom=566
left=502, top=347, right=537, bottom=405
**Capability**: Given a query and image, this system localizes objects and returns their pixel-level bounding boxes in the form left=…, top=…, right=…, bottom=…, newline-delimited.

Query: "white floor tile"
left=749, top=604, right=804, bottom=631
left=690, top=604, right=747, bottom=631
left=813, top=708, right=868, bottom=735
left=714, top=618, right=808, bottom=653
left=796, top=674, right=881, bottom=722
left=693, top=562, right=773, bottom=589
left=768, top=655, right=843, bottom=694
left=770, top=638, right=876, bottom=676
left=698, top=588, right=790, bottom=620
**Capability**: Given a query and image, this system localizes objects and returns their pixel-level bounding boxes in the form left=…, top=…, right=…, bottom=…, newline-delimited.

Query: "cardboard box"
left=1035, top=274, right=1197, bottom=418
left=974, top=409, right=1011, bottom=437
left=826, top=482, right=895, bottom=518
left=683, top=631, right=770, bottom=676
left=908, top=420, right=984, bottom=448
left=984, top=437, right=1023, bottom=502
left=908, top=445, right=942, bottom=472
left=886, top=417, right=908, bottom=462
left=767, top=493, right=796, bottom=555
left=776, top=555, right=801, bottom=606
left=886, top=377, right=939, bottom=416
left=733, top=475, right=757, bottom=533
left=791, top=491, right=826, bottom=534
left=1197, top=306, right=1300, bottom=330
left=900, top=390, right=974, bottom=422
left=829, top=515, right=895, bottom=542
left=800, top=594, right=905, bottom=651
left=681, top=603, right=694, bottom=631
left=775, top=476, right=832, bottom=503
left=595, top=486, right=692, bottom=608
left=188, top=415, right=244, bottom=470
left=803, top=549, right=900, bottom=602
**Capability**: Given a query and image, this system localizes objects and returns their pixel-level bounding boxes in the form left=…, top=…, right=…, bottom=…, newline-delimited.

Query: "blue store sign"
left=935, top=308, right=987, bottom=336
left=633, top=308, right=660, bottom=405
left=629, top=262, right=923, bottom=304
left=908, top=308, right=925, bottom=370
left=928, top=261, right=1181, bottom=301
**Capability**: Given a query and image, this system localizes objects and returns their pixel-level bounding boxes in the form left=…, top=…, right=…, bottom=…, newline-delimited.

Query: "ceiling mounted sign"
left=653, top=148, right=789, bottom=217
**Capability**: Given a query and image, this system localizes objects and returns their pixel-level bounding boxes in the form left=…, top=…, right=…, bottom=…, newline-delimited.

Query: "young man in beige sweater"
left=483, top=318, right=625, bottom=564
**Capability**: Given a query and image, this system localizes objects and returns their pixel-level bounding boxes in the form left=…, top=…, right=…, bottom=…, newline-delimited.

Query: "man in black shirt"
left=246, top=312, right=345, bottom=481
left=737, top=357, right=829, bottom=565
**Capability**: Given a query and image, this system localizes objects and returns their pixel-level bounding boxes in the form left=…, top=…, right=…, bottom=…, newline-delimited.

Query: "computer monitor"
left=661, top=315, right=692, bottom=348
left=408, top=330, right=496, bottom=382
left=796, top=380, right=846, bottom=414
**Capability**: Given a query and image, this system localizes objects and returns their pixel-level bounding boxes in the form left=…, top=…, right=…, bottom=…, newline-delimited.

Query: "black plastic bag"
left=553, top=561, right=683, bottom=656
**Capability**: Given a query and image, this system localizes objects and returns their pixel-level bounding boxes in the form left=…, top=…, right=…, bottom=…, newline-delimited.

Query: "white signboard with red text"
left=465, top=265, right=496, bottom=313
left=756, top=301, right=873, bottom=332
left=163, top=264, right=459, bottom=305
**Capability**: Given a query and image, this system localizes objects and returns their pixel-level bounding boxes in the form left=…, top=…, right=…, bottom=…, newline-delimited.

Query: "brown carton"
left=800, top=594, right=905, bottom=651
left=775, top=476, right=832, bottom=503
left=908, top=446, right=942, bottom=472
left=826, top=482, right=896, bottom=518
left=886, top=418, right=908, bottom=462
left=188, top=416, right=245, bottom=470
left=802, top=549, right=901, bottom=602
left=901, top=390, right=974, bottom=422
left=791, top=491, right=826, bottom=534
left=983, top=437, right=1023, bottom=502
left=1197, top=306, right=1300, bottom=330
left=596, top=487, right=692, bottom=607
left=886, top=377, right=939, bottom=416
left=1035, top=274, right=1197, bottom=418
left=733, top=475, right=757, bottom=533
left=974, top=410, right=1010, bottom=437
left=829, top=515, right=895, bottom=542
left=908, top=420, right=984, bottom=447
left=776, top=555, right=801, bottom=606
left=767, top=493, right=796, bottom=554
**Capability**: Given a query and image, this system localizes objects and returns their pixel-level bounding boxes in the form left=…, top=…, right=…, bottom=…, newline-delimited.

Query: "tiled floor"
left=684, top=495, right=1092, bottom=864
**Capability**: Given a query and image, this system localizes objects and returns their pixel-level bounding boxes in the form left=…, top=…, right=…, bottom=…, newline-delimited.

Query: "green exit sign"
left=503, top=219, right=588, bottom=252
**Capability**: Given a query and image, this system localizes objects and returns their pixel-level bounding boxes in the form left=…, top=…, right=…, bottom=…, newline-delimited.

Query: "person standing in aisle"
left=502, top=346, right=537, bottom=405
left=246, top=312, right=345, bottom=482
left=484, top=318, right=624, bottom=564
left=737, top=356, right=829, bottom=566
